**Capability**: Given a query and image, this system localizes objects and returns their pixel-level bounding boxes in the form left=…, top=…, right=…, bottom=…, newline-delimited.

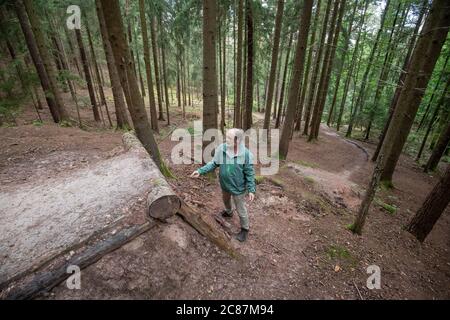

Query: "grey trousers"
left=222, top=190, right=249, bottom=230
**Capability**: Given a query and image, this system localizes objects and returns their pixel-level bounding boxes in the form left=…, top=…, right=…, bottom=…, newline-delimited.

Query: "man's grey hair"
left=226, top=128, right=245, bottom=143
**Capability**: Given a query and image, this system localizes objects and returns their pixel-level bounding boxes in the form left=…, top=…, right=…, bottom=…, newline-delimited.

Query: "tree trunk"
left=243, top=0, right=253, bottom=131
left=294, top=0, right=322, bottom=132
left=95, top=0, right=130, bottom=129
left=424, top=120, right=450, bottom=173
left=202, top=0, right=219, bottom=154
left=138, top=0, right=159, bottom=132
left=160, top=16, right=171, bottom=126
left=263, top=0, right=284, bottom=130
left=221, top=10, right=227, bottom=132
left=100, top=0, right=163, bottom=170
left=279, top=0, right=313, bottom=159
left=75, top=28, right=100, bottom=122
left=309, top=0, right=346, bottom=141
left=417, top=78, right=449, bottom=161
left=86, top=21, right=113, bottom=127
left=417, top=52, right=450, bottom=132
left=406, top=165, right=450, bottom=242
left=22, top=0, right=69, bottom=122
left=150, top=16, right=165, bottom=121
left=234, top=0, right=244, bottom=128
left=302, top=0, right=331, bottom=136
left=351, top=0, right=450, bottom=234
left=275, top=31, right=293, bottom=129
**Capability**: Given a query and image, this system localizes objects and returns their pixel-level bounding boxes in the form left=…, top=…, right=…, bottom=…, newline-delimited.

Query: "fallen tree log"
left=177, top=201, right=241, bottom=260
left=123, top=132, right=180, bottom=220
left=3, top=221, right=156, bottom=300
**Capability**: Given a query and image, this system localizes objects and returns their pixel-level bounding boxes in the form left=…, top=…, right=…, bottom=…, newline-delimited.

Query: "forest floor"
left=0, top=93, right=449, bottom=300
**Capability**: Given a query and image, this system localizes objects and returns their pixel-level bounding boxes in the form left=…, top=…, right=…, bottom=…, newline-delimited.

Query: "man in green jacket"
left=191, top=128, right=256, bottom=242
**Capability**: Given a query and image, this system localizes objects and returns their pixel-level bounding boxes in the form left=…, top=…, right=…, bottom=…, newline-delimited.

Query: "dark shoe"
left=221, top=210, right=233, bottom=218
left=236, top=228, right=249, bottom=242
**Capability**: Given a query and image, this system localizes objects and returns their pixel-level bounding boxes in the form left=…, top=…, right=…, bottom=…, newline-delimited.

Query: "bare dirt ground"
left=1, top=98, right=449, bottom=300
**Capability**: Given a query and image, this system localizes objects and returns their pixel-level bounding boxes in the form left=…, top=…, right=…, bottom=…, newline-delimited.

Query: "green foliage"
left=375, top=198, right=397, bottom=215
left=326, top=245, right=352, bottom=260
left=303, top=176, right=315, bottom=185
left=255, top=175, right=265, bottom=184
left=32, top=120, right=43, bottom=127
left=295, top=160, right=318, bottom=168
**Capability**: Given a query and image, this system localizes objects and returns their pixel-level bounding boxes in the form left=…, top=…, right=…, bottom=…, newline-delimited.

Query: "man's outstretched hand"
left=190, top=171, right=200, bottom=178
left=248, top=193, right=255, bottom=202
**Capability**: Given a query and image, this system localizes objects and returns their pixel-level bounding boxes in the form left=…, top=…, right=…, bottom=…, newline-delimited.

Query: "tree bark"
left=279, top=0, right=313, bottom=159
left=309, top=0, right=346, bottom=141
left=150, top=16, right=165, bottom=121
left=243, top=0, right=253, bottom=131
left=160, top=16, right=171, bottom=126
left=276, top=31, right=293, bottom=129
left=202, top=0, right=219, bottom=154
left=416, top=77, right=449, bottom=161
left=138, top=0, right=159, bottom=132
left=406, top=165, right=450, bottom=242
left=95, top=0, right=130, bottom=129
left=86, top=21, right=113, bottom=127
left=22, top=0, right=69, bottom=122
left=294, top=0, right=322, bottom=132
left=75, top=28, right=100, bottom=122
left=302, top=0, right=331, bottom=136
left=234, top=0, right=244, bottom=128
left=263, top=0, right=284, bottom=130
left=100, top=0, right=163, bottom=170
left=424, top=119, right=450, bottom=173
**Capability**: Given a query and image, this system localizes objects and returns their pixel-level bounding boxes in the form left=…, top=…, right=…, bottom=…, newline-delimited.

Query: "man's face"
left=226, top=133, right=237, bottom=148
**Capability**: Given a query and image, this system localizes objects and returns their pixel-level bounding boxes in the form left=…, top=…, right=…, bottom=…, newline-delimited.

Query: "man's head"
left=226, top=128, right=244, bottom=148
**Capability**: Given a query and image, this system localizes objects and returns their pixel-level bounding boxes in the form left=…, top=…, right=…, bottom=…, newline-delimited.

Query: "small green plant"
left=268, top=177, right=284, bottom=187
left=59, top=120, right=72, bottom=128
left=32, top=119, right=43, bottom=127
left=375, top=198, right=397, bottom=215
left=380, top=179, right=394, bottom=190
left=295, top=160, right=318, bottom=168
left=326, top=245, right=351, bottom=260
left=303, top=176, right=315, bottom=184
left=255, top=175, right=265, bottom=184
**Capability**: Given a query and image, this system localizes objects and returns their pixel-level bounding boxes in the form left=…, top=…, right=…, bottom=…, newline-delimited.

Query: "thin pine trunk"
left=138, top=0, right=158, bottom=132
left=263, top=0, right=284, bottom=130
left=279, top=0, right=313, bottom=159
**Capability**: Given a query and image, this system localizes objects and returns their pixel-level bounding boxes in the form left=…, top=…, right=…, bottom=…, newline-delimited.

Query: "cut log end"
left=148, top=195, right=181, bottom=220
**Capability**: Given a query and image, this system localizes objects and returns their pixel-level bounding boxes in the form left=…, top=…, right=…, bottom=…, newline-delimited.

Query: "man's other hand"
left=248, top=193, right=255, bottom=202
left=190, top=171, right=200, bottom=178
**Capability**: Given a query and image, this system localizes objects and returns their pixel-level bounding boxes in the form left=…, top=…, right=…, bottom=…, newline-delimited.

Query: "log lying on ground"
left=177, top=201, right=242, bottom=260
left=3, top=222, right=156, bottom=300
left=123, top=132, right=180, bottom=220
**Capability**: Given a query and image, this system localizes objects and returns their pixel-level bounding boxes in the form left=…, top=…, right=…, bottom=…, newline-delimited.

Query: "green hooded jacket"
left=197, top=143, right=256, bottom=195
